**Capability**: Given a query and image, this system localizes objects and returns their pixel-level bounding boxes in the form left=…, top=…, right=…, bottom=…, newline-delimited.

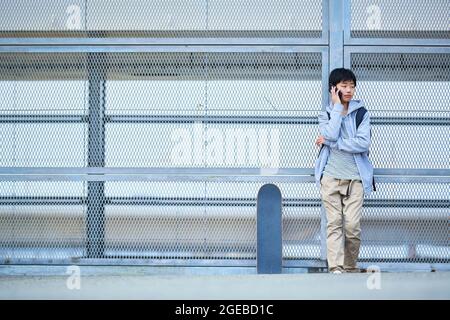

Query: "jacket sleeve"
left=318, top=103, right=345, bottom=142
left=332, top=111, right=371, bottom=153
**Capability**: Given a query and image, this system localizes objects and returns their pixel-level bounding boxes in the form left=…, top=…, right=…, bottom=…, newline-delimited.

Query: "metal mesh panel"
left=352, top=53, right=450, bottom=83
left=369, top=116, right=450, bottom=169
left=103, top=181, right=321, bottom=260
left=203, top=121, right=319, bottom=169
left=350, top=51, right=450, bottom=263
left=0, top=53, right=88, bottom=80
left=2, top=179, right=448, bottom=263
left=107, top=120, right=320, bottom=168
left=0, top=53, right=88, bottom=167
left=352, top=53, right=450, bottom=169
left=350, top=0, right=450, bottom=39
left=0, top=0, right=323, bottom=38
left=0, top=180, right=322, bottom=262
left=98, top=52, right=321, bottom=115
left=103, top=52, right=322, bottom=168
left=99, top=51, right=323, bottom=260
left=361, top=182, right=449, bottom=263
left=0, top=181, right=86, bottom=261
left=0, top=49, right=324, bottom=264
left=0, top=0, right=85, bottom=34
left=280, top=183, right=322, bottom=260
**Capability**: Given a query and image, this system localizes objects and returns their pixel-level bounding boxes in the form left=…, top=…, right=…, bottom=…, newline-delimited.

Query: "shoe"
left=329, top=267, right=344, bottom=274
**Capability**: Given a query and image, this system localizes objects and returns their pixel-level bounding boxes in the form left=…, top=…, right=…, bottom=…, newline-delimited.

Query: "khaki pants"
left=320, top=175, right=364, bottom=272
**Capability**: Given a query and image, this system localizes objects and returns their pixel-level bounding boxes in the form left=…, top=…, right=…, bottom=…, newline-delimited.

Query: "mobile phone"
left=334, top=87, right=343, bottom=101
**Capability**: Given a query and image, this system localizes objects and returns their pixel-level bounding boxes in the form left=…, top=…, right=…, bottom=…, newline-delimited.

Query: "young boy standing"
left=315, top=68, right=374, bottom=274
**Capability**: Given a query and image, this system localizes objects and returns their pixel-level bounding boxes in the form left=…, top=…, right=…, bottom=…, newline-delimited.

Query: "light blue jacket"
left=314, top=99, right=374, bottom=196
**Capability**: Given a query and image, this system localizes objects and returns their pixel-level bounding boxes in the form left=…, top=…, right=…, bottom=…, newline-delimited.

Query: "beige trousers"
left=320, top=175, right=364, bottom=272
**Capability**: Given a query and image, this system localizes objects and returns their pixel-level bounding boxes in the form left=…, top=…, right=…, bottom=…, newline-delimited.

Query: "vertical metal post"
left=86, top=52, right=106, bottom=258
left=257, top=184, right=282, bottom=274
left=329, top=0, right=344, bottom=72
left=320, top=0, right=345, bottom=264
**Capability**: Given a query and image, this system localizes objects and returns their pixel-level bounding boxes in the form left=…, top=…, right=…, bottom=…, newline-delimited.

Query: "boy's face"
left=336, top=80, right=356, bottom=103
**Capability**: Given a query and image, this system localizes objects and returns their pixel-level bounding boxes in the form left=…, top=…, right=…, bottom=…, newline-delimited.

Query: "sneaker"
left=329, top=267, right=344, bottom=274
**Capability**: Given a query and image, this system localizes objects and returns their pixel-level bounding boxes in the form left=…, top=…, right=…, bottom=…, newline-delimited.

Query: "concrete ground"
left=0, top=266, right=449, bottom=299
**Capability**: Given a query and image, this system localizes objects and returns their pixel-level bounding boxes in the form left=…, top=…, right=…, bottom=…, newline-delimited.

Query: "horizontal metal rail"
left=0, top=167, right=449, bottom=176
left=1, top=114, right=449, bottom=125
left=0, top=36, right=328, bottom=46
left=0, top=45, right=329, bottom=53
left=0, top=196, right=448, bottom=210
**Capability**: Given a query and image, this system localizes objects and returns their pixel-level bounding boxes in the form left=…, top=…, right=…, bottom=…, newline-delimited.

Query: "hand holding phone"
left=335, top=87, right=343, bottom=101
left=330, top=86, right=342, bottom=105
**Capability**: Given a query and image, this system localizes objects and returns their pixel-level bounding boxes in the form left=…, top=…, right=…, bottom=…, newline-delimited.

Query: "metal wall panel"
left=0, top=0, right=327, bottom=44
left=345, top=0, right=450, bottom=45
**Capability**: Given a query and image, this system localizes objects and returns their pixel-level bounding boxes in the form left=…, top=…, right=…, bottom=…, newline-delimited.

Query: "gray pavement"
left=0, top=266, right=449, bottom=299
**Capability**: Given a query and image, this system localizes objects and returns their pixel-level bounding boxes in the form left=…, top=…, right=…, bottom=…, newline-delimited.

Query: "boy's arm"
left=329, top=111, right=371, bottom=153
left=318, top=103, right=345, bottom=142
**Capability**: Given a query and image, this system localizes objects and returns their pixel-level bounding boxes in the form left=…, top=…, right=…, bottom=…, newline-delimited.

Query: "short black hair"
left=328, top=68, right=357, bottom=91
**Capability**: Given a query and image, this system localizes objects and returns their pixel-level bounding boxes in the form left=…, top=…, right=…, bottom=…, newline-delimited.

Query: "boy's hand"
left=330, top=86, right=342, bottom=105
left=315, top=135, right=325, bottom=146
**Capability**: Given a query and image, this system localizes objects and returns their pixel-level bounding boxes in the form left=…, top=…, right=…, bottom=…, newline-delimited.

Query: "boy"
left=314, top=68, right=374, bottom=274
